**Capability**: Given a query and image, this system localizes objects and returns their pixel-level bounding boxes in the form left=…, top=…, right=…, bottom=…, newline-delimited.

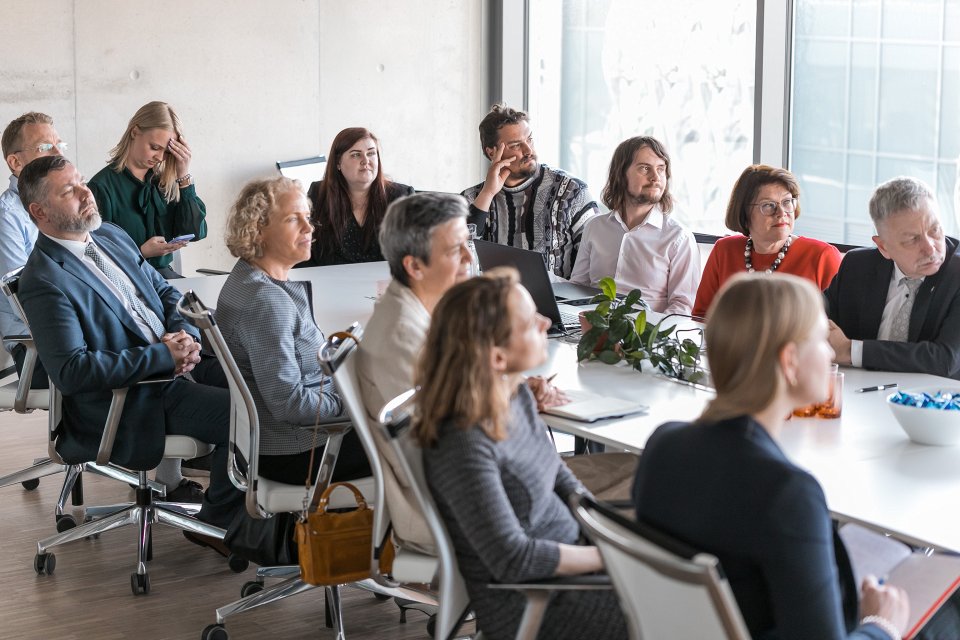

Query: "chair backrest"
left=1, top=267, right=46, bottom=413
left=573, top=495, right=750, bottom=640
left=378, top=392, right=472, bottom=640
left=317, top=325, right=396, bottom=578
left=177, top=290, right=264, bottom=516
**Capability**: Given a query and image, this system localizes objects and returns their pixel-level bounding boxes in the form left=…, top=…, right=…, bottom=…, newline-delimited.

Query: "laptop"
left=473, top=240, right=583, bottom=334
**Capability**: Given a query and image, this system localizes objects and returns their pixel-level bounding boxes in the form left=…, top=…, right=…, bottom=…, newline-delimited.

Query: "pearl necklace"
left=745, top=235, right=793, bottom=273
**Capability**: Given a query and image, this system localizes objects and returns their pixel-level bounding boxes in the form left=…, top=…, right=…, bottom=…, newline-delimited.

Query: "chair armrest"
left=96, top=375, right=175, bottom=465
left=3, top=333, right=33, bottom=344
left=3, top=336, right=39, bottom=413
left=195, top=268, right=230, bottom=276
left=487, top=574, right=612, bottom=592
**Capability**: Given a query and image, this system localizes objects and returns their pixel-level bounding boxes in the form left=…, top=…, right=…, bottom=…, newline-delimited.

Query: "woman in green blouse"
left=89, top=101, right=207, bottom=278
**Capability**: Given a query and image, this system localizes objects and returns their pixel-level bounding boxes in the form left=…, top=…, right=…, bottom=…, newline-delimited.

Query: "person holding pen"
left=89, top=101, right=207, bottom=278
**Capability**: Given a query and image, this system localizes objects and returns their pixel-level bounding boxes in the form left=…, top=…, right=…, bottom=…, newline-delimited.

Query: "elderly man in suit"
left=16, top=155, right=241, bottom=553
left=825, top=176, right=960, bottom=379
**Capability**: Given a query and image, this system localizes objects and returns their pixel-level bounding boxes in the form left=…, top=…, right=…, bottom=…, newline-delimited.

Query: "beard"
left=49, top=206, right=102, bottom=234
left=628, top=187, right=663, bottom=207
left=509, top=156, right=539, bottom=182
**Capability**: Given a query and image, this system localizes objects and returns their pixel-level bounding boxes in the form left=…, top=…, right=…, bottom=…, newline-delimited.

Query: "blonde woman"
left=89, top=101, right=207, bottom=278
left=634, top=273, right=915, bottom=640
left=414, top=268, right=627, bottom=640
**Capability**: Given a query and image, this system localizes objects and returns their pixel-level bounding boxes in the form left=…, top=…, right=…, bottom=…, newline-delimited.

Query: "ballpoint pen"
left=855, top=383, right=898, bottom=393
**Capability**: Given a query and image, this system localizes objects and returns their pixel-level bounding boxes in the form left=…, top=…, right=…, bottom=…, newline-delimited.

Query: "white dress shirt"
left=850, top=262, right=922, bottom=367
left=570, top=206, right=700, bottom=314
left=43, top=233, right=161, bottom=344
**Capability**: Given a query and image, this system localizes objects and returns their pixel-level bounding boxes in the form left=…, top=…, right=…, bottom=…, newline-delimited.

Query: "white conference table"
left=529, top=340, right=960, bottom=552
left=174, top=262, right=960, bottom=552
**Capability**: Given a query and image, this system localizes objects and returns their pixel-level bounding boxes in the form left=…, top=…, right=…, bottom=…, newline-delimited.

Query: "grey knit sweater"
left=424, top=385, right=627, bottom=640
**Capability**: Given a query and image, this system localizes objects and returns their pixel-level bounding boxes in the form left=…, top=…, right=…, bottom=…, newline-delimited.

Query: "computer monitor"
left=276, top=156, right=327, bottom=186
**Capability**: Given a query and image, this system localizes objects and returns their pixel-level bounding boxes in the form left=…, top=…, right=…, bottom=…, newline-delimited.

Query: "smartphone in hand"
left=167, top=234, right=195, bottom=244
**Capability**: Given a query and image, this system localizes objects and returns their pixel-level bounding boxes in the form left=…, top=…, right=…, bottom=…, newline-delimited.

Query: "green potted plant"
left=577, top=277, right=706, bottom=384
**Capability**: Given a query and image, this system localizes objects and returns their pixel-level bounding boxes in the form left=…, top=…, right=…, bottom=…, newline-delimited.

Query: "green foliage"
left=577, top=278, right=705, bottom=383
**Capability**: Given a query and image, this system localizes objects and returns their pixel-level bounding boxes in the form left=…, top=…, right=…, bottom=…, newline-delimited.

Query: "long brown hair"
left=311, top=127, right=389, bottom=260
left=699, top=272, right=824, bottom=423
left=601, top=136, right=674, bottom=214
left=412, top=268, right=520, bottom=447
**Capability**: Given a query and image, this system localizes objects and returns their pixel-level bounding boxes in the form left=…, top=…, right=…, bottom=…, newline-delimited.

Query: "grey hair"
left=379, top=192, right=468, bottom=287
left=869, top=176, right=936, bottom=227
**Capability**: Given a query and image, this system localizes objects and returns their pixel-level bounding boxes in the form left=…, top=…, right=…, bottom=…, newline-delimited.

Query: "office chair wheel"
left=55, top=514, right=77, bottom=532
left=201, top=623, right=229, bottom=640
left=21, top=478, right=40, bottom=490
left=227, top=553, right=248, bottom=573
left=240, top=580, right=264, bottom=597
left=33, top=552, right=55, bottom=575
left=426, top=614, right=436, bottom=637
left=130, top=572, right=150, bottom=595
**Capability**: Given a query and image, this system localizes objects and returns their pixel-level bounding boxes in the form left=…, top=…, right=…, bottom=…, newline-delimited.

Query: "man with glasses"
left=570, top=136, right=700, bottom=314
left=825, top=176, right=960, bottom=379
left=462, top=103, right=598, bottom=279
left=0, top=112, right=67, bottom=387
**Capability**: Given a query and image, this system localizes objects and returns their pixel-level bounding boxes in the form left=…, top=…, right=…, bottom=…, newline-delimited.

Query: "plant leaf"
left=623, top=289, right=643, bottom=308
left=583, top=310, right=608, bottom=330
left=634, top=310, right=647, bottom=335
left=577, top=327, right=603, bottom=361
left=597, top=349, right=621, bottom=365
left=595, top=300, right=611, bottom=317
left=599, top=277, right=617, bottom=301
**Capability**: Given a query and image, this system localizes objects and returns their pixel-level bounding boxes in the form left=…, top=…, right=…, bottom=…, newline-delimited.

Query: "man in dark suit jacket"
left=825, top=177, right=960, bottom=379
left=16, top=156, right=242, bottom=544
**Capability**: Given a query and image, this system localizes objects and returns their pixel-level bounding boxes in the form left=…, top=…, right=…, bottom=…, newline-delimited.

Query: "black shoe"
left=165, top=479, right=205, bottom=504
left=183, top=530, right=231, bottom=558
left=181, top=451, right=213, bottom=477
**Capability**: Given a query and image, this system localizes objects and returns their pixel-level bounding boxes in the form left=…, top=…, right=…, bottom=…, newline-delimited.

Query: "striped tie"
left=84, top=243, right=165, bottom=339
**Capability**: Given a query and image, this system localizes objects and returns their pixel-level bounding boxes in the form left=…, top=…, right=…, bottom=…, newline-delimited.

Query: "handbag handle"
left=317, top=481, right=368, bottom=513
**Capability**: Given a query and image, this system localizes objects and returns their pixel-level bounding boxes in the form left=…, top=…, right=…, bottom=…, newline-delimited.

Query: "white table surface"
left=532, top=340, right=960, bottom=551
left=173, top=263, right=960, bottom=552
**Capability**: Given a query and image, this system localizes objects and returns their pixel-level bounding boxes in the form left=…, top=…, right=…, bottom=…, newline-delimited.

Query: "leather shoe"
left=181, top=452, right=212, bottom=477
left=164, top=479, right=205, bottom=504
left=183, top=530, right=231, bottom=558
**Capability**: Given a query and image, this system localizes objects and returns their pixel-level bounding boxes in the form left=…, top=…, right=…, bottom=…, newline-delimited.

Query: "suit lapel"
left=37, top=234, right=150, bottom=343
left=864, top=256, right=892, bottom=338
left=93, top=230, right=168, bottom=332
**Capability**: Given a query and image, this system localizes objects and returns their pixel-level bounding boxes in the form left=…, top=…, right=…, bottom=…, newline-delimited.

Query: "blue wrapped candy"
left=890, top=390, right=960, bottom=411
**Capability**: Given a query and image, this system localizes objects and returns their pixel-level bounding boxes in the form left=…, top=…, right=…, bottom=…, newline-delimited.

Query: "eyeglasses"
left=751, top=197, right=797, bottom=217
left=13, top=142, right=69, bottom=155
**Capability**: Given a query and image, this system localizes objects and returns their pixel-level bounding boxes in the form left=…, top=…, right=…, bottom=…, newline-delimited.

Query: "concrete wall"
left=0, top=0, right=485, bottom=273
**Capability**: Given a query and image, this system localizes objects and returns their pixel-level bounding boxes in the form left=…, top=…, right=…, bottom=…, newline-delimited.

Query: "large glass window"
left=790, top=0, right=960, bottom=244
left=527, top=0, right=757, bottom=236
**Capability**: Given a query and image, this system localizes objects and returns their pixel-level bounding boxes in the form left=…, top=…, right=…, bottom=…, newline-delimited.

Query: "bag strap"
left=317, top=481, right=368, bottom=513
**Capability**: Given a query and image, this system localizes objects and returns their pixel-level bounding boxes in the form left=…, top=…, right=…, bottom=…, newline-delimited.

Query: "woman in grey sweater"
left=217, top=176, right=368, bottom=484
left=413, top=268, right=627, bottom=640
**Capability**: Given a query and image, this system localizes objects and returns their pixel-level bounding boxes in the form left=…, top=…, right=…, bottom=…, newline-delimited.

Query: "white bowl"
left=887, top=387, right=960, bottom=446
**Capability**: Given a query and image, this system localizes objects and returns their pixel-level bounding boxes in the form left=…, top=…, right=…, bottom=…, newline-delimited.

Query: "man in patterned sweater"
left=461, top=103, right=599, bottom=279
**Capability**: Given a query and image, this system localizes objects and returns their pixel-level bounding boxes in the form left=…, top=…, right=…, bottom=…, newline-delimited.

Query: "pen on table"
left=855, top=383, right=898, bottom=393
left=546, top=373, right=558, bottom=383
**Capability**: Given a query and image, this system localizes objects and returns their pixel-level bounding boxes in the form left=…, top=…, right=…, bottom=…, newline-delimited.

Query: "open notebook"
left=840, top=523, right=960, bottom=638
left=542, top=389, right=648, bottom=423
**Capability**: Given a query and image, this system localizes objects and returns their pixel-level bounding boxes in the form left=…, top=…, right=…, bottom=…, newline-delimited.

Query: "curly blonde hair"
left=225, top=176, right=303, bottom=261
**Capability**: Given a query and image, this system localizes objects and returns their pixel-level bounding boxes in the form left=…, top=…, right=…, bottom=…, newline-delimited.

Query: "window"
left=526, top=0, right=757, bottom=236
left=790, top=0, right=960, bottom=244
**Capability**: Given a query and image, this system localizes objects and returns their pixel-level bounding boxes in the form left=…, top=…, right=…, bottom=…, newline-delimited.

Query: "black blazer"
left=633, top=417, right=888, bottom=640
left=19, top=223, right=195, bottom=469
left=823, top=236, right=960, bottom=379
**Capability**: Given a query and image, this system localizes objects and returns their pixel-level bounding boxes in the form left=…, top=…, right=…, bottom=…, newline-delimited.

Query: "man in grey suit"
left=825, top=176, right=960, bottom=379
left=17, top=155, right=242, bottom=552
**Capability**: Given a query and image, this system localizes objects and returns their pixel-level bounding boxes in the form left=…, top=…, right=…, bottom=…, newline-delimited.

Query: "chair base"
left=35, top=470, right=229, bottom=595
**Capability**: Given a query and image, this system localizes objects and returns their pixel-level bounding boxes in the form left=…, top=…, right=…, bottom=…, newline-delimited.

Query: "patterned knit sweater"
left=462, top=164, right=599, bottom=279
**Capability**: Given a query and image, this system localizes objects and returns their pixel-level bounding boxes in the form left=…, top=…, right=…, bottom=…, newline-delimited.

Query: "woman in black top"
left=303, top=127, right=413, bottom=266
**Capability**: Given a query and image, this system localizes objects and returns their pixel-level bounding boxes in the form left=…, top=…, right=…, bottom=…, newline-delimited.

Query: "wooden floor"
left=0, top=404, right=470, bottom=640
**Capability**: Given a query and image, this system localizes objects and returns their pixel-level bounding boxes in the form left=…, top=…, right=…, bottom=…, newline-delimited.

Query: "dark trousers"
left=163, top=378, right=243, bottom=529
left=12, top=343, right=48, bottom=390
left=258, top=429, right=371, bottom=486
